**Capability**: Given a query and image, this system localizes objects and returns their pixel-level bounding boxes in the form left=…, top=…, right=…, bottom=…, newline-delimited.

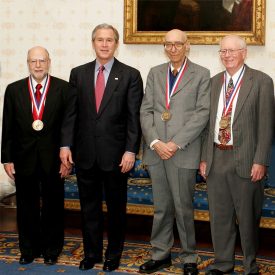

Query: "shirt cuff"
left=125, top=151, right=135, bottom=156
left=150, top=139, right=160, bottom=150
left=60, top=146, right=70, bottom=149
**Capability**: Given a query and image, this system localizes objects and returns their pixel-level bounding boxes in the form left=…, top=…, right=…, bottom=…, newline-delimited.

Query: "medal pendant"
left=161, top=110, right=171, bottom=121
left=219, top=116, right=229, bottom=129
left=32, top=120, right=44, bottom=131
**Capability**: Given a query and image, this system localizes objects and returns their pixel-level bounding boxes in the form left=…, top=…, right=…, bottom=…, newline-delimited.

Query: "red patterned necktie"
left=218, top=78, right=234, bottom=144
left=35, top=84, right=42, bottom=104
left=95, top=66, right=105, bottom=112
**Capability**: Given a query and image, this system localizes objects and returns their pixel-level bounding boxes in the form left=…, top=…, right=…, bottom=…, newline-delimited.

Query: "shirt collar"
left=30, top=75, right=48, bottom=91
left=95, top=58, right=114, bottom=73
left=170, top=58, right=186, bottom=73
left=225, top=65, right=245, bottom=84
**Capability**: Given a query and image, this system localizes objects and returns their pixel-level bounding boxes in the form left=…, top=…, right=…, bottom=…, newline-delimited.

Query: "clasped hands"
left=153, top=140, right=179, bottom=160
left=59, top=148, right=74, bottom=178
left=59, top=162, right=72, bottom=178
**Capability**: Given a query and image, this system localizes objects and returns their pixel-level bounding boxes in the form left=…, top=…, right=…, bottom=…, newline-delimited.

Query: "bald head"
left=165, top=29, right=187, bottom=44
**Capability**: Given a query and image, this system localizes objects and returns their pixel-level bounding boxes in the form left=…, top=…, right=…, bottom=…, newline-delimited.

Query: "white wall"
left=0, top=0, right=275, bottom=184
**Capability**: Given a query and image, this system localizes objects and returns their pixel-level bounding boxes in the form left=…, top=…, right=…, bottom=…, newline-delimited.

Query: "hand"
left=60, top=148, right=74, bottom=169
left=59, top=162, right=72, bottom=178
left=199, top=161, right=207, bottom=180
left=3, top=163, right=15, bottom=180
left=250, top=163, right=267, bottom=182
left=153, top=140, right=174, bottom=160
left=166, top=141, right=179, bottom=154
left=119, top=152, right=135, bottom=173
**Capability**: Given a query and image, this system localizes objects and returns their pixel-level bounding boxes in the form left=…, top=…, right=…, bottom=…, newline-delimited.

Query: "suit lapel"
left=154, top=64, right=168, bottom=108
left=85, top=62, right=97, bottom=116
left=210, top=73, right=224, bottom=127
left=97, top=59, right=121, bottom=116
left=159, top=64, right=167, bottom=95
left=233, top=66, right=253, bottom=123
left=173, top=59, right=193, bottom=96
left=42, top=76, right=57, bottom=123
left=21, top=78, right=34, bottom=125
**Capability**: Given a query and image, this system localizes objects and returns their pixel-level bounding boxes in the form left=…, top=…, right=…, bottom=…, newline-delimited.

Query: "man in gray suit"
left=200, top=35, right=274, bottom=275
left=139, top=29, right=210, bottom=275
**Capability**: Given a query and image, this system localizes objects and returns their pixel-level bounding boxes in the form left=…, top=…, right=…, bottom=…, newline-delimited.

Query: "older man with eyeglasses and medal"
left=200, top=35, right=274, bottom=275
left=1, top=46, right=71, bottom=266
left=139, top=29, right=210, bottom=275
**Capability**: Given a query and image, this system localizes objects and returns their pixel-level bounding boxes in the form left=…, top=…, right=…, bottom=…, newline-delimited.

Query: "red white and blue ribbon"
left=28, top=74, right=51, bottom=121
left=222, top=66, right=245, bottom=116
left=165, top=58, right=188, bottom=110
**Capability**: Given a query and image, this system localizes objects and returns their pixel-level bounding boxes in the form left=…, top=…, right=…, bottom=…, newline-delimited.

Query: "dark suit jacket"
left=61, top=58, right=143, bottom=171
left=202, top=65, right=275, bottom=178
left=1, top=76, right=69, bottom=176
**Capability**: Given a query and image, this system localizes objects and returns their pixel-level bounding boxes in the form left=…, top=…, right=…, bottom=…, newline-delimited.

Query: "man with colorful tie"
left=1, top=46, right=70, bottom=265
left=139, top=29, right=210, bottom=275
left=60, top=24, right=143, bottom=272
left=200, top=35, right=275, bottom=275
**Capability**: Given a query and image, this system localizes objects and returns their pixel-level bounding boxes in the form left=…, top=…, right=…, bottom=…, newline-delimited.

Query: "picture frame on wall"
left=124, top=0, right=265, bottom=45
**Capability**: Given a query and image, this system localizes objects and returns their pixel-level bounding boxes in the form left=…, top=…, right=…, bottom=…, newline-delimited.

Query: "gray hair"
left=27, top=46, right=50, bottom=61
left=91, top=23, right=119, bottom=43
left=220, top=34, right=247, bottom=49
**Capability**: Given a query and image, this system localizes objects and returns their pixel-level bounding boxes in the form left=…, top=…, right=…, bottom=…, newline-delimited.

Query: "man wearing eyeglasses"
left=200, top=35, right=274, bottom=275
left=1, top=46, right=71, bottom=265
left=140, top=29, right=210, bottom=275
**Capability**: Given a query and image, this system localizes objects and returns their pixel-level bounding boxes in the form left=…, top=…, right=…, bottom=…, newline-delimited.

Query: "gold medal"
left=161, top=110, right=172, bottom=121
left=32, top=120, right=44, bottom=131
left=219, top=116, right=229, bottom=129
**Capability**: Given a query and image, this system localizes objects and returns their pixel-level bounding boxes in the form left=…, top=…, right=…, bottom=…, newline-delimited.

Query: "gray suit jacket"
left=140, top=59, right=210, bottom=169
left=201, top=65, right=275, bottom=178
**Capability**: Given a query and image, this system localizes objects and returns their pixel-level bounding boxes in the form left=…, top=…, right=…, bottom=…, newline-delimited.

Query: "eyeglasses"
left=218, top=48, right=244, bottom=56
left=164, top=41, right=186, bottom=50
left=28, top=59, right=48, bottom=65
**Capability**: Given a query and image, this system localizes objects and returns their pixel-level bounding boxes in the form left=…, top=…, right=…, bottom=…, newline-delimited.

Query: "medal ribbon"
left=222, top=66, right=245, bottom=116
left=28, top=75, right=51, bottom=121
left=165, top=58, right=187, bottom=110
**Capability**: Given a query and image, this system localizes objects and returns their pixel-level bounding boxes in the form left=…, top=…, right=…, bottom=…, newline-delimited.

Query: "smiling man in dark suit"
left=200, top=35, right=274, bottom=275
left=60, top=23, right=143, bottom=272
left=1, top=46, right=71, bottom=265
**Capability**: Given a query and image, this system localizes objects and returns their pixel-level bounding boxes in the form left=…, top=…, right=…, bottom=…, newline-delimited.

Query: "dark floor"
left=0, top=195, right=274, bottom=258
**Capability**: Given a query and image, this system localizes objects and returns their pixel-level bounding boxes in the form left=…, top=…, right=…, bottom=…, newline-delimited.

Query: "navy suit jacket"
left=61, top=58, right=143, bottom=171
